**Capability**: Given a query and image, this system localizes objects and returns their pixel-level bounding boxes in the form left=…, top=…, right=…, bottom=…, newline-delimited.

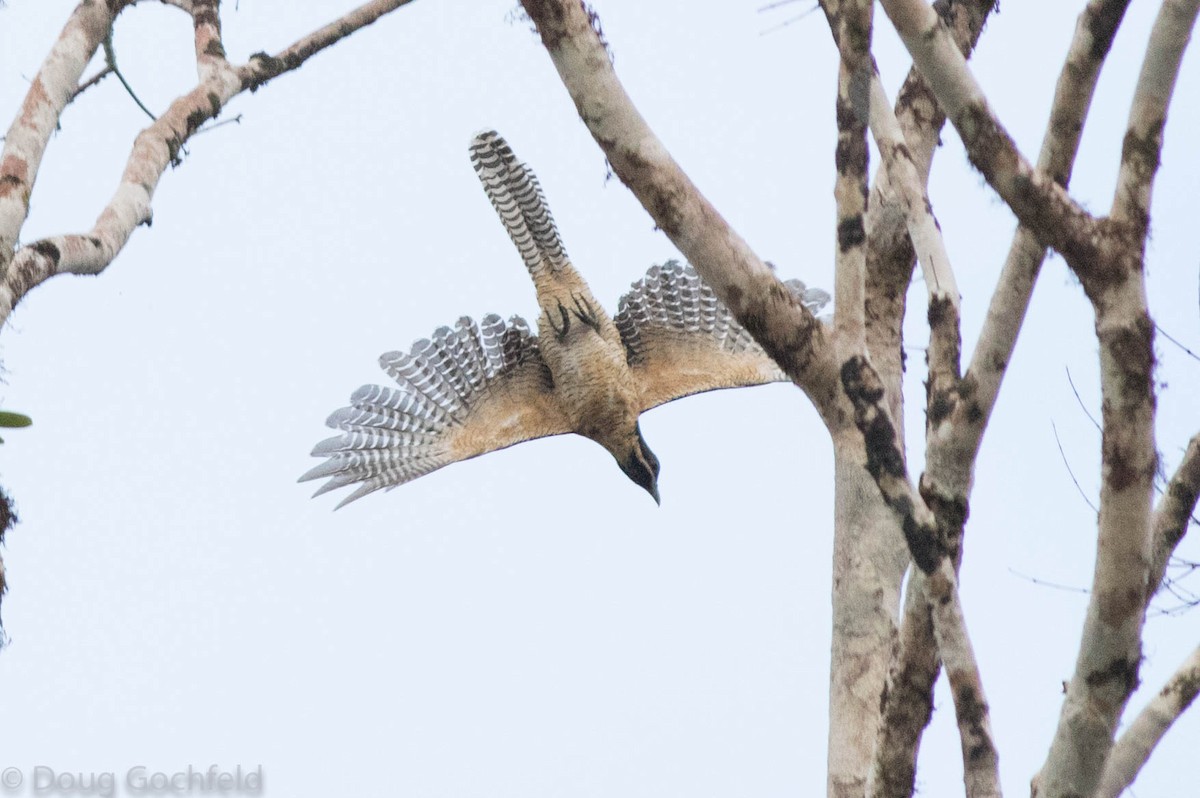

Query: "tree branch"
left=872, top=10, right=1127, bottom=794
left=1095, top=642, right=1200, bottom=798
left=1034, top=2, right=1200, bottom=793
left=190, top=0, right=228, bottom=82
left=237, top=1, right=413, bottom=93
left=855, top=9, right=998, bottom=790
left=103, top=32, right=158, bottom=122
left=869, top=570, right=939, bottom=798
left=1147, top=434, right=1200, bottom=604
left=0, top=1, right=129, bottom=276
left=820, top=8, right=902, bottom=797
left=927, top=560, right=1002, bottom=798
left=876, top=0, right=1130, bottom=296
left=1110, top=0, right=1200, bottom=235
left=72, top=63, right=115, bottom=101
left=865, top=72, right=963, bottom=440
left=0, top=0, right=412, bottom=328
left=518, top=0, right=844, bottom=427
left=836, top=6, right=996, bottom=796
left=1033, top=201, right=1157, bottom=798
left=862, top=0, right=994, bottom=407
left=826, top=0, right=873, bottom=352
left=840, top=355, right=1003, bottom=798
left=953, top=0, right=1131, bottom=470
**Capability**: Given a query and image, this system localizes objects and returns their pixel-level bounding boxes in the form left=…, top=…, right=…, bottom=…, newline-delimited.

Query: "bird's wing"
left=469, top=130, right=570, bottom=276
left=301, top=314, right=572, bottom=508
left=615, top=260, right=830, bottom=413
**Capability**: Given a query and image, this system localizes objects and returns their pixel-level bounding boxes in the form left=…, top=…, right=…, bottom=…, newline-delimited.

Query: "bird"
left=302, top=130, right=829, bottom=508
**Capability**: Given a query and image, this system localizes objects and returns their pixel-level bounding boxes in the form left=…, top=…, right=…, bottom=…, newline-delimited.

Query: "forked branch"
left=882, top=7, right=1132, bottom=796
left=0, top=0, right=413, bottom=329
left=0, top=1, right=131, bottom=274
left=876, top=0, right=1124, bottom=295
left=1035, top=2, right=1199, bottom=794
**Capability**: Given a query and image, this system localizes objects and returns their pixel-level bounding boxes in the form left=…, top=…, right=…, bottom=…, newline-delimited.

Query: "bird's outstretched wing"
left=614, top=260, right=830, bottom=412
left=301, top=315, right=572, bottom=508
left=469, top=130, right=570, bottom=276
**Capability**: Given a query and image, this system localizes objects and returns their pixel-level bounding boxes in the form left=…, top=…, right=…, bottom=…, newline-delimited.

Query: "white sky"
left=0, top=1, right=1197, bottom=796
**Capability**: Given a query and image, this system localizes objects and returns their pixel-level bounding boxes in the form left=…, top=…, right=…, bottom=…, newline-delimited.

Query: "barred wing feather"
left=615, top=260, right=830, bottom=412
left=301, top=314, right=571, bottom=508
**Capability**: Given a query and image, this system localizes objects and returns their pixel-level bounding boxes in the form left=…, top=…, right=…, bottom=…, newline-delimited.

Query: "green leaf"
left=0, top=412, right=32, bottom=428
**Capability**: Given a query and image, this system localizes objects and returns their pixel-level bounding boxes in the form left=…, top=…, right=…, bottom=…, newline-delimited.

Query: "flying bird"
left=302, top=130, right=829, bottom=508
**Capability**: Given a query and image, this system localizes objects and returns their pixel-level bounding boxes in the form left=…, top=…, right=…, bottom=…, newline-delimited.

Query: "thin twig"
left=757, top=0, right=807, bottom=11
left=73, top=65, right=115, bottom=100
left=1051, top=420, right=1099, bottom=514
left=103, top=34, right=156, bottom=121
left=1157, top=322, right=1200, bottom=363
left=193, top=114, right=242, bottom=135
left=1065, top=367, right=1101, bottom=432
left=759, top=5, right=820, bottom=36
left=1007, top=568, right=1089, bottom=595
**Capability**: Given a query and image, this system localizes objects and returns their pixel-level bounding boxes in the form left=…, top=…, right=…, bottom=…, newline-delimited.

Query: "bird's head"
left=616, top=424, right=661, bottom=505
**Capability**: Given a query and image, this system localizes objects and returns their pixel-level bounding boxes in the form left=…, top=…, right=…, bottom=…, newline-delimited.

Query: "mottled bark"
left=1036, top=2, right=1199, bottom=794
left=1096, top=642, right=1200, bottom=798
left=1147, top=435, right=1200, bottom=603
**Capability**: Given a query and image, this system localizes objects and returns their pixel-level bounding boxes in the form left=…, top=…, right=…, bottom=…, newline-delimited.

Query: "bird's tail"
left=469, top=130, right=570, bottom=276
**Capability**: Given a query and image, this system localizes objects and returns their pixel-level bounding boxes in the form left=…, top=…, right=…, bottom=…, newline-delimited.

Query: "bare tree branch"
left=516, top=0, right=844, bottom=427
left=862, top=0, right=994, bottom=411
left=237, top=1, right=412, bottom=92
left=820, top=7, right=901, bottom=795
left=72, top=63, right=115, bottom=101
left=838, top=355, right=1000, bottom=798
left=1095, top=642, right=1200, bottom=798
left=103, top=32, right=157, bottom=121
left=1147, top=434, right=1200, bottom=604
left=0, top=0, right=412, bottom=328
left=856, top=8, right=999, bottom=791
left=927, top=560, right=1001, bottom=798
left=870, top=570, right=939, bottom=798
left=825, top=7, right=1002, bottom=791
left=826, top=0, right=873, bottom=352
left=0, top=1, right=130, bottom=275
left=955, top=0, right=1131, bottom=467
left=867, top=1, right=1193, bottom=792
left=876, top=0, right=1130, bottom=295
left=1034, top=3, right=1199, bottom=794
left=865, top=76, right=958, bottom=316
left=190, top=0, right=228, bottom=81
left=1110, top=0, right=1200, bottom=234
left=874, top=8, right=1129, bottom=792
left=865, top=73, right=963, bottom=448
